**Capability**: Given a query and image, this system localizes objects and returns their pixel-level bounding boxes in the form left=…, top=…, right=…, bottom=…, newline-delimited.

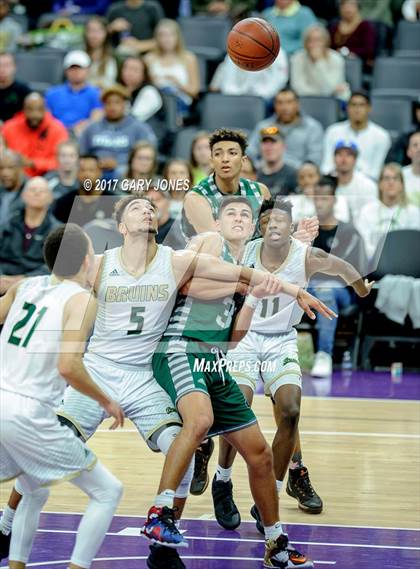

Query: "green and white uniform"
left=182, top=173, right=264, bottom=239
left=153, top=240, right=257, bottom=437
left=227, top=237, right=308, bottom=398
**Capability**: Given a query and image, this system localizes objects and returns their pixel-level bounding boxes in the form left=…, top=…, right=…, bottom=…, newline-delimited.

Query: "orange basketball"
left=227, top=17, right=280, bottom=72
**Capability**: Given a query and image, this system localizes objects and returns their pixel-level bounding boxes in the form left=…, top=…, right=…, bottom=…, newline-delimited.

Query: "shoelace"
left=296, top=472, right=315, bottom=497
left=214, top=482, right=235, bottom=514
left=158, top=507, right=179, bottom=531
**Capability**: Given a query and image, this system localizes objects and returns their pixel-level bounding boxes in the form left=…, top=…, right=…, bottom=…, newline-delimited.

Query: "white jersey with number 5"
left=0, top=276, right=86, bottom=407
left=87, top=245, right=177, bottom=366
left=242, top=237, right=308, bottom=333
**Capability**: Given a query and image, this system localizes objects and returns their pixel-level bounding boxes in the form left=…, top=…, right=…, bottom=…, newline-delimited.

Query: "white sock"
left=276, top=480, right=283, bottom=494
left=0, top=505, right=15, bottom=535
left=216, top=465, right=232, bottom=483
left=154, top=489, right=175, bottom=509
left=264, top=521, right=283, bottom=541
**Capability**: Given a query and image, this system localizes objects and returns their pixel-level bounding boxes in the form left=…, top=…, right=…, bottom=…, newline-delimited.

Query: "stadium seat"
left=178, top=16, right=230, bottom=61
left=371, top=88, right=420, bottom=101
left=171, top=126, right=199, bottom=160
left=372, top=57, right=420, bottom=91
left=345, top=56, right=362, bottom=91
left=200, top=93, right=265, bottom=131
left=370, top=97, right=413, bottom=138
left=15, top=52, right=64, bottom=88
left=299, top=97, right=339, bottom=129
left=393, top=49, right=420, bottom=59
left=394, top=21, right=420, bottom=51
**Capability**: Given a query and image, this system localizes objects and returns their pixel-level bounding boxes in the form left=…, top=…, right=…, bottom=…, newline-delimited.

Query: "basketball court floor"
left=1, top=370, right=419, bottom=568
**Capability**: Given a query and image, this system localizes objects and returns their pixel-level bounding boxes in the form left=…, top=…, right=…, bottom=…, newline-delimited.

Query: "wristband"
left=245, top=294, right=259, bottom=309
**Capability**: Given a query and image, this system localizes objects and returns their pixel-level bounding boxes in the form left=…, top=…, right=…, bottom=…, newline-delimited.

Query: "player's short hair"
left=349, top=90, right=370, bottom=104
left=113, top=194, right=155, bottom=224
left=209, top=128, right=248, bottom=155
left=218, top=196, right=254, bottom=219
left=43, top=224, right=89, bottom=278
left=79, top=153, right=100, bottom=164
left=259, top=198, right=293, bottom=221
left=316, top=175, right=338, bottom=195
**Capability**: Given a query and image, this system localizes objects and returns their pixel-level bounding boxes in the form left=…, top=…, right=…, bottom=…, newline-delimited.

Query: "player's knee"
left=183, top=415, right=212, bottom=442
left=248, top=441, right=273, bottom=474
left=108, top=477, right=124, bottom=506
left=23, top=487, right=50, bottom=509
left=279, top=405, right=300, bottom=431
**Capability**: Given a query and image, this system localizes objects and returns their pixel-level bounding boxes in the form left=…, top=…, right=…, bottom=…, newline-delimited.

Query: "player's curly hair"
left=113, top=195, right=155, bottom=224
left=259, top=198, right=293, bottom=220
left=209, top=128, right=248, bottom=155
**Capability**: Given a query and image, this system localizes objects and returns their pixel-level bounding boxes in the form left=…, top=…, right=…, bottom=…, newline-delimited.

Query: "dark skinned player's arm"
left=306, top=247, right=374, bottom=298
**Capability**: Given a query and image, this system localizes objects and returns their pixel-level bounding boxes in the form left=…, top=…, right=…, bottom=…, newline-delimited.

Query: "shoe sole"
left=140, top=532, right=189, bottom=549
left=286, top=487, right=323, bottom=515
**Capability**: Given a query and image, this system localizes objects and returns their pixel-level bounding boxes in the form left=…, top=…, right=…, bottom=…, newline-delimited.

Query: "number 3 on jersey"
left=8, top=302, right=48, bottom=348
left=128, top=306, right=145, bottom=335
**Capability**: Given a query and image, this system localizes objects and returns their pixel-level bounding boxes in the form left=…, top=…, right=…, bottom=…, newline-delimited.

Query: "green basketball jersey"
left=164, top=240, right=243, bottom=346
left=182, top=173, right=264, bottom=238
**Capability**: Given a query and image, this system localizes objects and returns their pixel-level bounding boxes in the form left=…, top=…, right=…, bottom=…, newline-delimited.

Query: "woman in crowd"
left=125, top=141, right=158, bottom=190
left=118, top=55, right=163, bottom=123
left=329, top=0, right=376, bottom=70
left=190, top=131, right=212, bottom=184
left=356, top=163, right=420, bottom=259
left=163, top=158, right=193, bottom=217
left=84, top=16, right=118, bottom=88
left=288, top=161, right=319, bottom=221
left=145, top=19, right=200, bottom=122
left=291, top=25, right=350, bottom=101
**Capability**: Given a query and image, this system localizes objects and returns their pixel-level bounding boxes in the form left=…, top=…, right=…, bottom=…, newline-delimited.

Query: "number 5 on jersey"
left=128, top=306, right=145, bottom=335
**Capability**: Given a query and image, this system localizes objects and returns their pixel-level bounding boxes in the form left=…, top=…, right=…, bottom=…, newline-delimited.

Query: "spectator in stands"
left=0, top=0, right=21, bottom=52
left=0, top=150, right=26, bottom=225
left=360, top=0, right=404, bottom=27
left=300, top=0, right=338, bottom=21
left=256, top=126, right=298, bottom=197
left=52, top=0, right=112, bottom=15
left=0, top=177, right=58, bottom=294
left=290, top=25, right=350, bottom=101
left=84, top=16, right=118, bottom=89
left=402, top=131, right=420, bottom=206
left=54, top=154, right=116, bottom=225
left=163, top=158, right=193, bottom=217
left=79, top=84, right=156, bottom=178
left=322, top=91, right=391, bottom=181
left=125, top=141, right=158, bottom=189
left=119, top=55, right=163, bottom=123
left=0, top=52, right=30, bottom=122
left=209, top=49, right=289, bottom=104
left=248, top=88, right=324, bottom=167
left=146, top=184, right=187, bottom=249
left=288, top=160, right=318, bottom=220
left=309, top=174, right=368, bottom=377
left=262, top=0, right=317, bottom=56
left=107, top=0, right=164, bottom=55
left=2, top=92, right=68, bottom=177
left=356, top=163, right=420, bottom=259
left=333, top=140, right=377, bottom=221
left=45, top=140, right=80, bottom=199
left=45, top=50, right=103, bottom=135
left=192, top=0, right=257, bottom=18
left=190, top=131, right=212, bottom=184
left=386, top=100, right=420, bottom=166
left=402, top=0, right=420, bottom=20
left=329, top=0, right=376, bottom=70
left=240, top=155, right=258, bottom=181
left=145, top=19, right=200, bottom=122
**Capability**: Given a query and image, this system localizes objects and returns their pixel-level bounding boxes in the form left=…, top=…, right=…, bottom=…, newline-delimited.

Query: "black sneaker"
left=286, top=467, right=323, bottom=514
left=147, top=543, right=186, bottom=568
left=190, top=438, right=215, bottom=496
left=264, top=533, right=314, bottom=568
left=212, top=475, right=241, bottom=530
left=0, top=531, right=11, bottom=560
left=250, top=504, right=264, bottom=535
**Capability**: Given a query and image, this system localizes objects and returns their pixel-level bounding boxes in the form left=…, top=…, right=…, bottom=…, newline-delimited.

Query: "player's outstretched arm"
left=0, top=280, right=22, bottom=324
left=58, top=291, right=124, bottom=430
left=307, top=247, right=374, bottom=298
left=183, top=192, right=219, bottom=234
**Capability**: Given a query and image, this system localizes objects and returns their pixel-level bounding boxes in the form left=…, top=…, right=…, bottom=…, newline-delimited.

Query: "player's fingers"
left=315, top=299, right=337, bottom=320
left=303, top=302, right=316, bottom=320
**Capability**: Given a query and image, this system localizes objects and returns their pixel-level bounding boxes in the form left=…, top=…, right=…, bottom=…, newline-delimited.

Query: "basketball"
left=227, top=17, right=281, bottom=72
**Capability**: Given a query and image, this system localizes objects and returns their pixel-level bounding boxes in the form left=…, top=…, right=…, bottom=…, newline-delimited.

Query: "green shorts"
left=152, top=337, right=257, bottom=437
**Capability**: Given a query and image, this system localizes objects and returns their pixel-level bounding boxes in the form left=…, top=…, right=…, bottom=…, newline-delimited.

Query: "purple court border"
left=1, top=512, right=419, bottom=569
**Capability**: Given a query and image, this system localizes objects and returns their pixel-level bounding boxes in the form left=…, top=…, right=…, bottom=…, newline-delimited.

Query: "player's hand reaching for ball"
left=251, top=274, right=283, bottom=298
left=103, top=399, right=125, bottom=430
left=297, top=288, right=338, bottom=321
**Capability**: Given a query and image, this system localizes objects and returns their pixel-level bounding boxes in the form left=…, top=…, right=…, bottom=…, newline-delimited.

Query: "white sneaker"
left=311, top=351, right=332, bottom=377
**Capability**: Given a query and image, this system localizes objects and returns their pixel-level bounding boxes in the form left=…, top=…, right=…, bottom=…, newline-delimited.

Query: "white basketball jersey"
left=87, top=245, right=177, bottom=366
left=0, top=276, right=85, bottom=406
left=242, top=237, right=308, bottom=333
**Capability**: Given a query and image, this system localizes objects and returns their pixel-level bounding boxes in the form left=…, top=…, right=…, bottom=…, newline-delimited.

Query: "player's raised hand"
left=294, top=216, right=319, bottom=244
left=251, top=274, right=283, bottom=298
left=103, top=399, right=125, bottom=430
left=296, top=288, right=338, bottom=321
left=357, top=279, right=375, bottom=298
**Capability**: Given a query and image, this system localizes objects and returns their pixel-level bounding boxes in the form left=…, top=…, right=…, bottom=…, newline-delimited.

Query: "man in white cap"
left=45, top=50, right=103, bottom=135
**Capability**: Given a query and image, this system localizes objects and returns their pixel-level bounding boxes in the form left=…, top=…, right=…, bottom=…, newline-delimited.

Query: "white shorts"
left=227, top=329, right=302, bottom=398
left=0, top=390, right=96, bottom=492
left=58, top=353, right=182, bottom=451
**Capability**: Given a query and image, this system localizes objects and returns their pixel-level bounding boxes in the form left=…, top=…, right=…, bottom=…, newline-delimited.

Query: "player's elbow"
left=58, top=355, right=80, bottom=381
